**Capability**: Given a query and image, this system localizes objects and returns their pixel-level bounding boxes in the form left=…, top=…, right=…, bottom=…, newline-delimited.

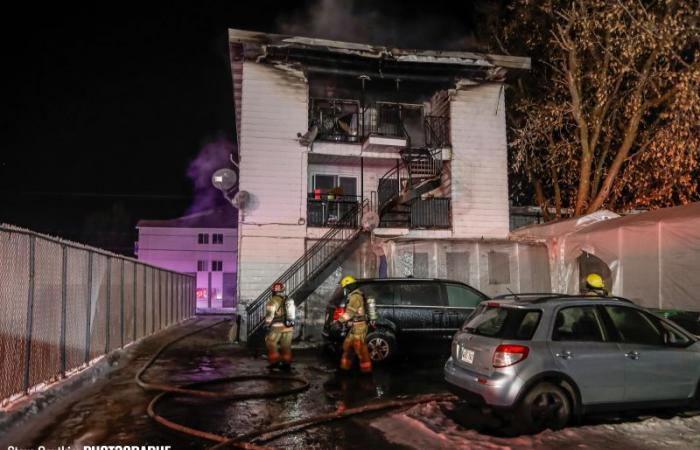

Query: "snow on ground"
left=371, top=401, right=700, bottom=450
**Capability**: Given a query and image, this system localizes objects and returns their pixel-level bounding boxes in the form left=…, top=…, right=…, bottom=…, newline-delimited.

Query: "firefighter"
left=264, top=282, right=294, bottom=371
left=332, top=275, right=374, bottom=374
left=583, top=273, right=608, bottom=297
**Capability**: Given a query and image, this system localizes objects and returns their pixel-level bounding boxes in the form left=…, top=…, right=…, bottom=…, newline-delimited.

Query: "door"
left=603, top=305, right=697, bottom=402
left=395, top=282, right=446, bottom=339
left=444, top=283, right=486, bottom=331
left=548, top=305, right=626, bottom=405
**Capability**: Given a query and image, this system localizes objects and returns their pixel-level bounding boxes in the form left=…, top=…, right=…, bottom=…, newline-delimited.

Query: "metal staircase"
left=245, top=199, right=370, bottom=340
left=377, top=148, right=443, bottom=228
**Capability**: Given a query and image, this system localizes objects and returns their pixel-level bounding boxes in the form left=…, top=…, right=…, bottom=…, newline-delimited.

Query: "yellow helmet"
left=586, top=273, right=605, bottom=289
left=340, top=275, right=357, bottom=288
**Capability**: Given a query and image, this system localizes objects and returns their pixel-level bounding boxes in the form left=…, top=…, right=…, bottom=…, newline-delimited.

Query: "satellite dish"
left=232, top=191, right=249, bottom=209
left=362, top=211, right=380, bottom=231
left=211, top=168, right=238, bottom=192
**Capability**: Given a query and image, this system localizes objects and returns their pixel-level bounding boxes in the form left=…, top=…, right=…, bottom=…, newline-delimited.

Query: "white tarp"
left=510, top=203, right=700, bottom=311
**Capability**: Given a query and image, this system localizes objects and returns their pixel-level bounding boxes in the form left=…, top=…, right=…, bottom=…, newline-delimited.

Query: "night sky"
left=0, top=1, right=493, bottom=255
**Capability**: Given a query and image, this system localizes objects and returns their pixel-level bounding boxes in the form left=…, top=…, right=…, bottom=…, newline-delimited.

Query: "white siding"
left=237, top=62, right=309, bottom=305
left=450, top=83, right=510, bottom=238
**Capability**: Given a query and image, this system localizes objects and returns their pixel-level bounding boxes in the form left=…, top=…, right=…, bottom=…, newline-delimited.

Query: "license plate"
left=460, top=347, right=475, bottom=364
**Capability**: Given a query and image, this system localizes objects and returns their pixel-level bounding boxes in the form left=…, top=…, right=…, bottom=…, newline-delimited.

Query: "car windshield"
left=463, top=305, right=542, bottom=340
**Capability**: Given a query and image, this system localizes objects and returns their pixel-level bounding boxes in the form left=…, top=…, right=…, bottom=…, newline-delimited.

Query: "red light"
left=493, top=344, right=529, bottom=368
left=486, top=302, right=501, bottom=308
left=332, top=307, right=345, bottom=321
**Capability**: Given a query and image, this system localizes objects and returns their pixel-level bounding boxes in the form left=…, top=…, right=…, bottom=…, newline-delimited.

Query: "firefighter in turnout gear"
left=264, top=282, right=294, bottom=371
left=333, top=275, right=373, bottom=373
left=583, top=273, right=609, bottom=297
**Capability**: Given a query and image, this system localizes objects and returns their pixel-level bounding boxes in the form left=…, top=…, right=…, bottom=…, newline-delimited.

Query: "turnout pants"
left=265, top=326, right=293, bottom=364
left=340, top=321, right=372, bottom=373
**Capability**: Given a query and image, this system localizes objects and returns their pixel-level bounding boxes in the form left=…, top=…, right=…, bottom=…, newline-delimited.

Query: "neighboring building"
left=227, top=29, right=548, bottom=339
left=136, top=208, right=237, bottom=309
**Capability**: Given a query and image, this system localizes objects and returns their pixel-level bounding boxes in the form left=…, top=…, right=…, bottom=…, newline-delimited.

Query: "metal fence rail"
left=0, top=224, right=196, bottom=405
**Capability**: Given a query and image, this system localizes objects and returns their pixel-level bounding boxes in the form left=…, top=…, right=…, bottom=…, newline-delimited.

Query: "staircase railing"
left=424, top=115, right=450, bottom=148
left=245, top=199, right=369, bottom=338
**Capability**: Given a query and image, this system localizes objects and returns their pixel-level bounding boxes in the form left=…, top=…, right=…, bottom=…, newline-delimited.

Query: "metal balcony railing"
left=424, top=115, right=450, bottom=148
left=245, top=199, right=369, bottom=339
left=410, top=198, right=451, bottom=229
left=309, top=98, right=361, bottom=143
left=307, top=195, right=361, bottom=227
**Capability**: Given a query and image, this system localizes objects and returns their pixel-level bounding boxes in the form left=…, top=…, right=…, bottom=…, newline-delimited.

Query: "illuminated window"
left=211, top=260, right=223, bottom=272
left=197, top=233, right=209, bottom=244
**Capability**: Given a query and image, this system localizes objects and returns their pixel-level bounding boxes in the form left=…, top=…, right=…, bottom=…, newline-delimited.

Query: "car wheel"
left=514, top=382, right=571, bottom=434
left=366, top=331, right=396, bottom=363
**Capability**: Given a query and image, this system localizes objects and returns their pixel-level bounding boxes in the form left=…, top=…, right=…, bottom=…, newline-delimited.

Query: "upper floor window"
left=197, top=260, right=208, bottom=272
left=197, top=233, right=209, bottom=244
left=211, top=260, right=223, bottom=272
left=212, top=233, right=224, bottom=244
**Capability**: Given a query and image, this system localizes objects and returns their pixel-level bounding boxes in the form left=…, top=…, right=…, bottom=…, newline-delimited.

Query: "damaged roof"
left=228, top=28, right=530, bottom=71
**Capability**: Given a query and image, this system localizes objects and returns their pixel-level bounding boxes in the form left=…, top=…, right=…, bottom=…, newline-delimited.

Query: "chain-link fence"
left=0, top=224, right=196, bottom=405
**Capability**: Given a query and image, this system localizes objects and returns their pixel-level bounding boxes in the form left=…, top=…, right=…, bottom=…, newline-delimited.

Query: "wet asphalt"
left=1, top=317, right=457, bottom=450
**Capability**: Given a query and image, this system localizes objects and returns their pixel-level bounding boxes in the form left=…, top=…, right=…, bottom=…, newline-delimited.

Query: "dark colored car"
left=321, top=278, right=488, bottom=362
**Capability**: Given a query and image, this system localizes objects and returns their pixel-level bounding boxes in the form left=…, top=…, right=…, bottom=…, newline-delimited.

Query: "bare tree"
left=506, top=0, right=700, bottom=217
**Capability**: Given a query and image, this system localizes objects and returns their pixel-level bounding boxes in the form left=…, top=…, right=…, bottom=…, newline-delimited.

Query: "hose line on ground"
left=136, top=318, right=456, bottom=450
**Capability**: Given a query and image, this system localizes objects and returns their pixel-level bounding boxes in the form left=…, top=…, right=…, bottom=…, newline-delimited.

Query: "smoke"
left=186, top=135, right=236, bottom=214
left=276, top=0, right=491, bottom=51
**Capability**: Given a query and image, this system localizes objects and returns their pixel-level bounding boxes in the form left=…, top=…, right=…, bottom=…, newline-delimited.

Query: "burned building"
left=227, top=29, right=550, bottom=340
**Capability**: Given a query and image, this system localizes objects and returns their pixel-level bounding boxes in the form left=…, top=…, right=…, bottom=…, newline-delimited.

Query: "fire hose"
left=136, top=318, right=456, bottom=450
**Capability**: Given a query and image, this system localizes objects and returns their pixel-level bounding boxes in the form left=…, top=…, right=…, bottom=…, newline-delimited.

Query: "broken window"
left=488, top=251, right=511, bottom=285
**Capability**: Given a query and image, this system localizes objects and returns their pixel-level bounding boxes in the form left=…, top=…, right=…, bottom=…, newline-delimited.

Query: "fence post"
left=151, top=268, right=155, bottom=333
left=60, top=245, right=67, bottom=376
left=120, top=259, right=125, bottom=348
left=85, top=252, right=93, bottom=364
left=105, top=257, right=111, bottom=354
left=23, top=236, right=36, bottom=393
left=143, top=265, right=147, bottom=337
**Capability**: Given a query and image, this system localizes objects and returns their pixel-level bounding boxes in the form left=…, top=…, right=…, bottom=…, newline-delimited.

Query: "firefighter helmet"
left=271, top=282, right=285, bottom=293
left=585, top=273, right=605, bottom=289
left=340, top=275, right=357, bottom=288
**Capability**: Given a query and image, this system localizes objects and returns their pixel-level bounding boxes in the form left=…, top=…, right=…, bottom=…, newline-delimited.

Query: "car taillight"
left=493, top=344, right=529, bottom=368
left=332, top=307, right=345, bottom=321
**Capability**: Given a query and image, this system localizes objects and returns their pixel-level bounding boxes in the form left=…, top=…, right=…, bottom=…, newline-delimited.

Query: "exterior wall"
left=237, top=61, right=309, bottom=308
left=136, top=226, right=237, bottom=308
left=299, top=238, right=550, bottom=341
left=450, top=83, right=510, bottom=238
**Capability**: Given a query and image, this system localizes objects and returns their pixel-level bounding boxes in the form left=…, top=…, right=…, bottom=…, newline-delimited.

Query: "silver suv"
left=444, top=294, right=700, bottom=433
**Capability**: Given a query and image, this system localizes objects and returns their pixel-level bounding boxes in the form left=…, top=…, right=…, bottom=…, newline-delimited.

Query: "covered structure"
left=511, top=203, right=700, bottom=311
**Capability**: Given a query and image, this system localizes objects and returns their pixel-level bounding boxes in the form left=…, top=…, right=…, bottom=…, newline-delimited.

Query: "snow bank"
left=371, top=401, right=700, bottom=450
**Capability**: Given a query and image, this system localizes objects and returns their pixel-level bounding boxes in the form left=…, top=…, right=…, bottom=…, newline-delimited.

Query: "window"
left=362, top=283, right=396, bottom=305
left=464, top=306, right=541, bottom=340
left=604, top=306, right=663, bottom=346
left=197, top=260, right=208, bottom=272
left=197, top=233, right=209, bottom=244
left=398, top=283, right=444, bottom=306
left=413, top=252, right=429, bottom=278
left=488, top=251, right=511, bottom=285
left=211, top=260, right=223, bottom=272
left=212, top=233, right=224, bottom=244
left=552, top=306, right=606, bottom=342
left=658, top=320, right=693, bottom=347
left=446, top=252, right=469, bottom=283
left=445, top=284, right=484, bottom=308
left=312, top=174, right=358, bottom=197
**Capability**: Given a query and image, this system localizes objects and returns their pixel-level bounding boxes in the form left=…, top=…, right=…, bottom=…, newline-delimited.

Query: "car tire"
left=366, top=330, right=397, bottom=364
left=513, top=382, right=571, bottom=434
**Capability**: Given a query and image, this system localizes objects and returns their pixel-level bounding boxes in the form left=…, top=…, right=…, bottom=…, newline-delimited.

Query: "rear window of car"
left=463, top=305, right=541, bottom=340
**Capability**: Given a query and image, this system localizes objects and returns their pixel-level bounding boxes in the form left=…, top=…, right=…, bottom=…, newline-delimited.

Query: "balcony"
left=410, top=198, right=451, bottom=229
left=308, top=97, right=449, bottom=150
left=307, top=193, right=361, bottom=228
